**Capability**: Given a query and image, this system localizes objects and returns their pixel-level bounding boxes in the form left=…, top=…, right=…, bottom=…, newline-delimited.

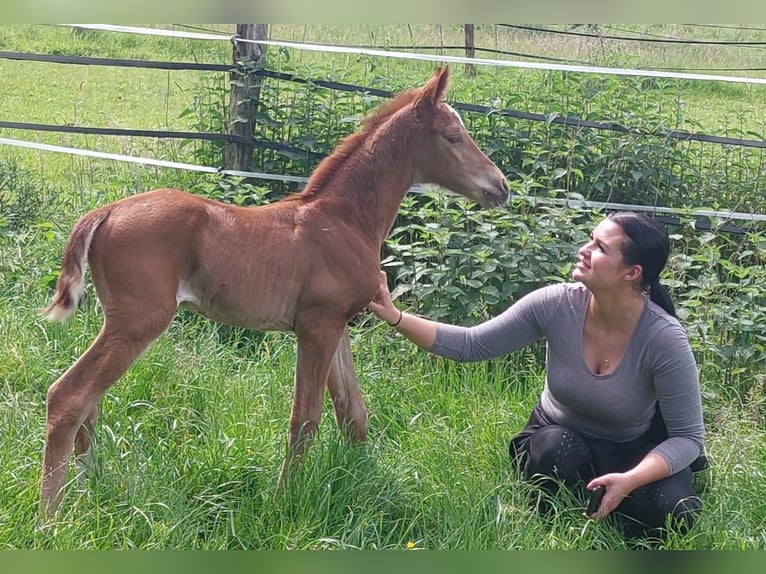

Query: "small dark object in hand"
left=585, top=485, right=606, bottom=517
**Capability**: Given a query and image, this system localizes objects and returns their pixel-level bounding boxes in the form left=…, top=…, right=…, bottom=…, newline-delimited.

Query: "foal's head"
left=409, top=67, right=509, bottom=208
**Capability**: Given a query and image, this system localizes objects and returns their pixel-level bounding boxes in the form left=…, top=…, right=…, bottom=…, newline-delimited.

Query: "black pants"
left=509, top=403, right=703, bottom=539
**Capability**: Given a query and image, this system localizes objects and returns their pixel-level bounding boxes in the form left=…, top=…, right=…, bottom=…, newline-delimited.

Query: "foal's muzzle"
left=480, top=178, right=509, bottom=208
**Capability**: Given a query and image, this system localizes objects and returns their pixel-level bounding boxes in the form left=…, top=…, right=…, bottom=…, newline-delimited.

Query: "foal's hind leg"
left=326, top=327, right=367, bottom=442
left=40, top=310, right=174, bottom=517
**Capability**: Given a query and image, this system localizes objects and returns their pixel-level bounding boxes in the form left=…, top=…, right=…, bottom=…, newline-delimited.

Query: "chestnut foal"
left=40, top=66, right=508, bottom=516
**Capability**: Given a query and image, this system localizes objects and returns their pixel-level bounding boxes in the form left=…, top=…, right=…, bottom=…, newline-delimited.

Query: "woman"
left=367, top=212, right=705, bottom=539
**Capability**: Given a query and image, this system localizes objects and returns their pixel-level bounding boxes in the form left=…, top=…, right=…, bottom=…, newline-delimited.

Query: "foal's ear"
left=418, top=66, right=450, bottom=110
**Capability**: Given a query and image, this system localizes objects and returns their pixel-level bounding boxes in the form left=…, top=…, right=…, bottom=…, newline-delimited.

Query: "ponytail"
left=649, top=279, right=676, bottom=318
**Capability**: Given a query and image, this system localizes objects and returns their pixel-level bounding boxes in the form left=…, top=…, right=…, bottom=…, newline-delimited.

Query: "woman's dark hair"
left=608, top=211, right=676, bottom=317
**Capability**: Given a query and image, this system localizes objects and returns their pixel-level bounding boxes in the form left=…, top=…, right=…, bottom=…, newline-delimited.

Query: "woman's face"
left=572, top=219, right=637, bottom=289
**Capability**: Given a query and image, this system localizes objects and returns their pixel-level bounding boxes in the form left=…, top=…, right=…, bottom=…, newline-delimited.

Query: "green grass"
left=1, top=24, right=765, bottom=550
left=0, top=296, right=764, bottom=549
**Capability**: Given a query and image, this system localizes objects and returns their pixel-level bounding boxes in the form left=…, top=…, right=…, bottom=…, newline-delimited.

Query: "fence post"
left=224, top=24, right=269, bottom=173
left=464, top=24, right=475, bottom=77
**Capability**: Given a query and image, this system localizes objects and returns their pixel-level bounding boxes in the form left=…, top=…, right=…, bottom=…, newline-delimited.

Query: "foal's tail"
left=43, top=208, right=110, bottom=322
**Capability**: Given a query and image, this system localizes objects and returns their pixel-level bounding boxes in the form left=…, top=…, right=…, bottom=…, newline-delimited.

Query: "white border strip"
left=65, top=24, right=766, bottom=86
left=2, top=135, right=764, bottom=222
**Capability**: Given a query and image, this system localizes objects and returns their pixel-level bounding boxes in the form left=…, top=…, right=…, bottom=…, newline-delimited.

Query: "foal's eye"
left=446, top=134, right=462, bottom=145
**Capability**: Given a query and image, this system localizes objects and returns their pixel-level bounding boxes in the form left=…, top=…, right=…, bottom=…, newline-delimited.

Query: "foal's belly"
left=192, top=303, right=294, bottom=332
left=176, top=280, right=297, bottom=332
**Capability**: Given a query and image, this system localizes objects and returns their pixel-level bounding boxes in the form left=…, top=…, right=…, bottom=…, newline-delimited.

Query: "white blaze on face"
left=444, top=104, right=465, bottom=128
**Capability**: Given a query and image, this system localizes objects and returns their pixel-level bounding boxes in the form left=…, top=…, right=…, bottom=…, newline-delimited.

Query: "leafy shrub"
left=667, top=221, right=766, bottom=401
left=384, top=191, right=591, bottom=323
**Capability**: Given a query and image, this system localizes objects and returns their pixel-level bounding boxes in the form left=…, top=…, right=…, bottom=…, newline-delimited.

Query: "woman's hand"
left=367, top=270, right=438, bottom=348
left=367, top=270, right=401, bottom=325
left=584, top=473, right=638, bottom=519
left=584, top=453, right=670, bottom=519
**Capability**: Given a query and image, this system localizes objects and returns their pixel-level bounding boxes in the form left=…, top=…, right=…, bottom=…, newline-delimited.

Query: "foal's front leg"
left=279, top=314, right=345, bottom=483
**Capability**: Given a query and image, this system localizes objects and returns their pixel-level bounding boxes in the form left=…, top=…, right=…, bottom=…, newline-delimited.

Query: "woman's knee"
left=524, top=425, right=593, bottom=483
left=621, top=495, right=701, bottom=540
left=619, top=471, right=702, bottom=538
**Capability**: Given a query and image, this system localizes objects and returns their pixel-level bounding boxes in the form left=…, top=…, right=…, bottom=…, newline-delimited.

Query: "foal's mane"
left=288, top=87, right=422, bottom=200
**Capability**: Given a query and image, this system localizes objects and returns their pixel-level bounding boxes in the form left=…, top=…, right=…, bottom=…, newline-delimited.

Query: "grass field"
left=1, top=24, right=765, bottom=550
left=3, top=296, right=765, bottom=550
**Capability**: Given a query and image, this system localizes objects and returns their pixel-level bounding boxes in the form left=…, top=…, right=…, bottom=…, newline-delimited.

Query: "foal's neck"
left=326, top=121, right=418, bottom=246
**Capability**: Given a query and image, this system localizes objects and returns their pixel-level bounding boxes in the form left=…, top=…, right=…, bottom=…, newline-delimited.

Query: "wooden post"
left=464, top=24, right=475, bottom=77
left=224, top=24, right=269, bottom=173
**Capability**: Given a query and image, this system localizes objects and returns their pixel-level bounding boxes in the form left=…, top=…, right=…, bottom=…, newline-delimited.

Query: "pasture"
left=1, top=24, right=765, bottom=549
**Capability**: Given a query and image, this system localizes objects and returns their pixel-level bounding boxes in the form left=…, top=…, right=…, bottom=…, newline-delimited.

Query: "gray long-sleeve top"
left=429, top=282, right=704, bottom=475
